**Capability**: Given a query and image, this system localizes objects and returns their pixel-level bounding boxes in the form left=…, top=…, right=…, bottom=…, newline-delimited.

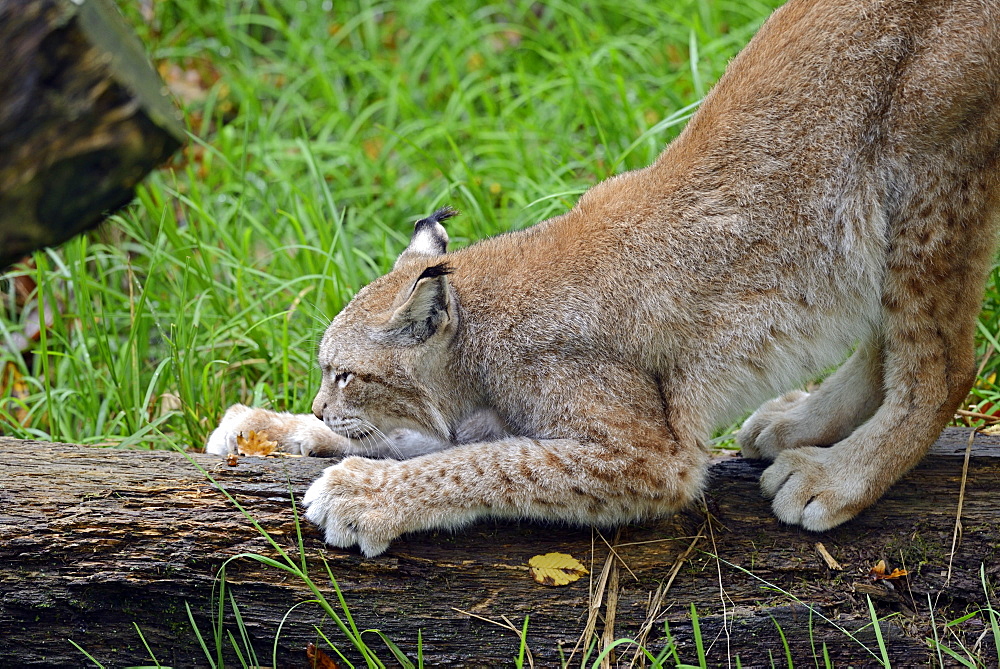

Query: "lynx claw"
left=302, top=458, right=396, bottom=557
left=760, top=447, right=860, bottom=532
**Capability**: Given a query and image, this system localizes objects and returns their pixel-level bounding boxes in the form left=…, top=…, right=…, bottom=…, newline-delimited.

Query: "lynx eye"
left=335, top=372, right=355, bottom=389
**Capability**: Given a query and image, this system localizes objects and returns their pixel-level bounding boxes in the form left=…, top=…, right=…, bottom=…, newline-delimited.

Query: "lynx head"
left=312, top=207, right=460, bottom=443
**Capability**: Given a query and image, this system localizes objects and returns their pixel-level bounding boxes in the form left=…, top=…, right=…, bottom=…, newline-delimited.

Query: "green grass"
left=0, top=0, right=795, bottom=449
left=4, top=1, right=1000, bottom=664
left=3, top=0, right=999, bottom=447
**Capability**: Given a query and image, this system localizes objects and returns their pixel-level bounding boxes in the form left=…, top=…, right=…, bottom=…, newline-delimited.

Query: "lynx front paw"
left=205, top=404, right=345, bottom=456
left=205, top=404, right=253, bottom=455
left=302, top=457, right=399, bottom=557
left=759, top=446, right=866, bottom=531
left=738, top=390, right=810, bottom=460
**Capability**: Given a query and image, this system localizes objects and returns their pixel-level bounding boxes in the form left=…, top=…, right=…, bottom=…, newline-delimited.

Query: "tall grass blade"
left=228, top=589, right=259, bottom=667
left=226, top=629, right=249, bottom=668
left=312, top=626, right=357, bottom=668
left=932, top=643, right=978, bottom=668
left=366, top=630, right=416, bottom=669
left=67, top=639, right=106, bottom=668
left=714, top=552, right=885, bottom=663
left=185, top=601, right=217, bottom=669
left=515, top=614, right=529, bottom=669
left=865, top=595, right=891, bottom=667
left=590, top=637, right=659, bottom=666
left=132, top=622, right=163, bottom=668
left=770, top=615, right=794, bottom=669
left=984, top=563, right=1000, bottom=667
left=214, top=565, right=227, bottom=668
left=691, top=603, right=707, bottom=668
left=272, top=600, right=326, bottom=668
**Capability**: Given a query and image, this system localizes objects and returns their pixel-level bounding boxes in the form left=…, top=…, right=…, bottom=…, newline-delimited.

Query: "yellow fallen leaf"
left=236, top=430, right=278, bottom=456
left=528, top=552, right=588, bottom=586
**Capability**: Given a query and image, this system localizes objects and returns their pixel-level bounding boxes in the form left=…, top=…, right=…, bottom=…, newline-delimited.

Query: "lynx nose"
left=312, top=397, right=327, bottom=421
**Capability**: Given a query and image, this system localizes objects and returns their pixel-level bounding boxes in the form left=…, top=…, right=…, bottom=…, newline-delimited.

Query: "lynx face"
left=312, top=239, right=459, bottom=446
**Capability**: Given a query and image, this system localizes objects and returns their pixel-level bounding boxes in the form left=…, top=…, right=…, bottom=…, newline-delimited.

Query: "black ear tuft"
left=417, top=206, right=459, bottom=229
left=415, top=262, right=454, bottom=282
left=396, top=207, right=456, bottom=264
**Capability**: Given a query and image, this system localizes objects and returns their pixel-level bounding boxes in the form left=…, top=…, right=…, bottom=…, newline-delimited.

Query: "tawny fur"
left=207, top=0, right=1000, bottom=556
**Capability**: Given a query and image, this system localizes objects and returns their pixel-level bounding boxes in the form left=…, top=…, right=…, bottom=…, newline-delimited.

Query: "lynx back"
left=207, top=0, right=1000, bottom=556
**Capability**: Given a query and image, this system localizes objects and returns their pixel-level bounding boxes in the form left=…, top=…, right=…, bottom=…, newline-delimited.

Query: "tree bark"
left=1, top=428, right=997, bottom=667
left=0, top=0, right=184, bottom=268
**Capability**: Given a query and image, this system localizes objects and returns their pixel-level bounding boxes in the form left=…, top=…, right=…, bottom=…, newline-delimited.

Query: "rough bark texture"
left=0, top=0, right=184, bottom=268
left=1, top=428, right=998, bottom=667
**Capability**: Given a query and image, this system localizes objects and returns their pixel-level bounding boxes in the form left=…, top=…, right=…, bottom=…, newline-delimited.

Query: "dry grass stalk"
left=945, top=429, right=977, bottom=586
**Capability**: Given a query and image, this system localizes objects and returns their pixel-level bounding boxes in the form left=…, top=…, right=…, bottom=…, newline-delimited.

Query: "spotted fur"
left=207, top=0, right=1000, bottom=556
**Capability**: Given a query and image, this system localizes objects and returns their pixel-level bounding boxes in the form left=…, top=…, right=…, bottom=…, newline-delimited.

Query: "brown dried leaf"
left=2, top=258, right=71, bottom=356
left=149, top=391, right=183, bottom=422
left=466, top=51, right=485, bottom=71
left=235, top=430, right=278, bottom=456
left=487, top=29, right=523, bottom=52
left=158, top=59, right=220, bottom=105
left=306, top=642, right=341, bottom=669
left=12, top=270, right=36, bottom=308
left=362, top=136, right=384, bottom=160
left=868, top=559, right=908, bottom=580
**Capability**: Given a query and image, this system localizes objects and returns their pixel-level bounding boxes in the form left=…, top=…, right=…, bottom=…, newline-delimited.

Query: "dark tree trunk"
left=1, top=428, right=998, bottom=667
left=0, top=0, right=184, bottom=268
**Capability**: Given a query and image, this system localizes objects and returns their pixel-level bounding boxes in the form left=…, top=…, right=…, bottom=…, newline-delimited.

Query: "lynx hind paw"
left=759, top=446, right=863, bottom=531
left=302, top=458, right=395, bottom=557
left=738, top=390, right=810, bottom=460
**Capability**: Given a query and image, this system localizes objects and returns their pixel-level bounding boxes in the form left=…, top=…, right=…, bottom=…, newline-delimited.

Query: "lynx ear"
left=380, top=263, right=453, bottom=345
left=394, top=207, right=457, bottom=267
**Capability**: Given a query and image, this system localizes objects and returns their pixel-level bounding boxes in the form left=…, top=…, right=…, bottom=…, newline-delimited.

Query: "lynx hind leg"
left=205, top=404, right=349, bottom=456
left=761, top=182, right=995, bottom=531
left=739, top=340, right=883, bottom=461
left=761, top=318, right=977, bottom=531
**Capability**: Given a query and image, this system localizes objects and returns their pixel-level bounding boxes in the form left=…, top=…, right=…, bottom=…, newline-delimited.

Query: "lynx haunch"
left=208, top=0, right=1000, bottom=556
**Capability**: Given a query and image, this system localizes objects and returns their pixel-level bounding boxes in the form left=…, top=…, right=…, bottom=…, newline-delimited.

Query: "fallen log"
left=0, top=0, right=184, bottom=268
left=1, top=428, right=997, bottom=667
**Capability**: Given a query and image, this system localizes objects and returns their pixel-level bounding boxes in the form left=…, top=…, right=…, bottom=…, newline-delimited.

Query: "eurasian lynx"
left=208, top=0, right=1000, bottom=556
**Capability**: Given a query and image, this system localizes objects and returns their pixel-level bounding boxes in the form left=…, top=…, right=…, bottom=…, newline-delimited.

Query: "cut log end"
left=0, top=0, right=184, bottom=267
